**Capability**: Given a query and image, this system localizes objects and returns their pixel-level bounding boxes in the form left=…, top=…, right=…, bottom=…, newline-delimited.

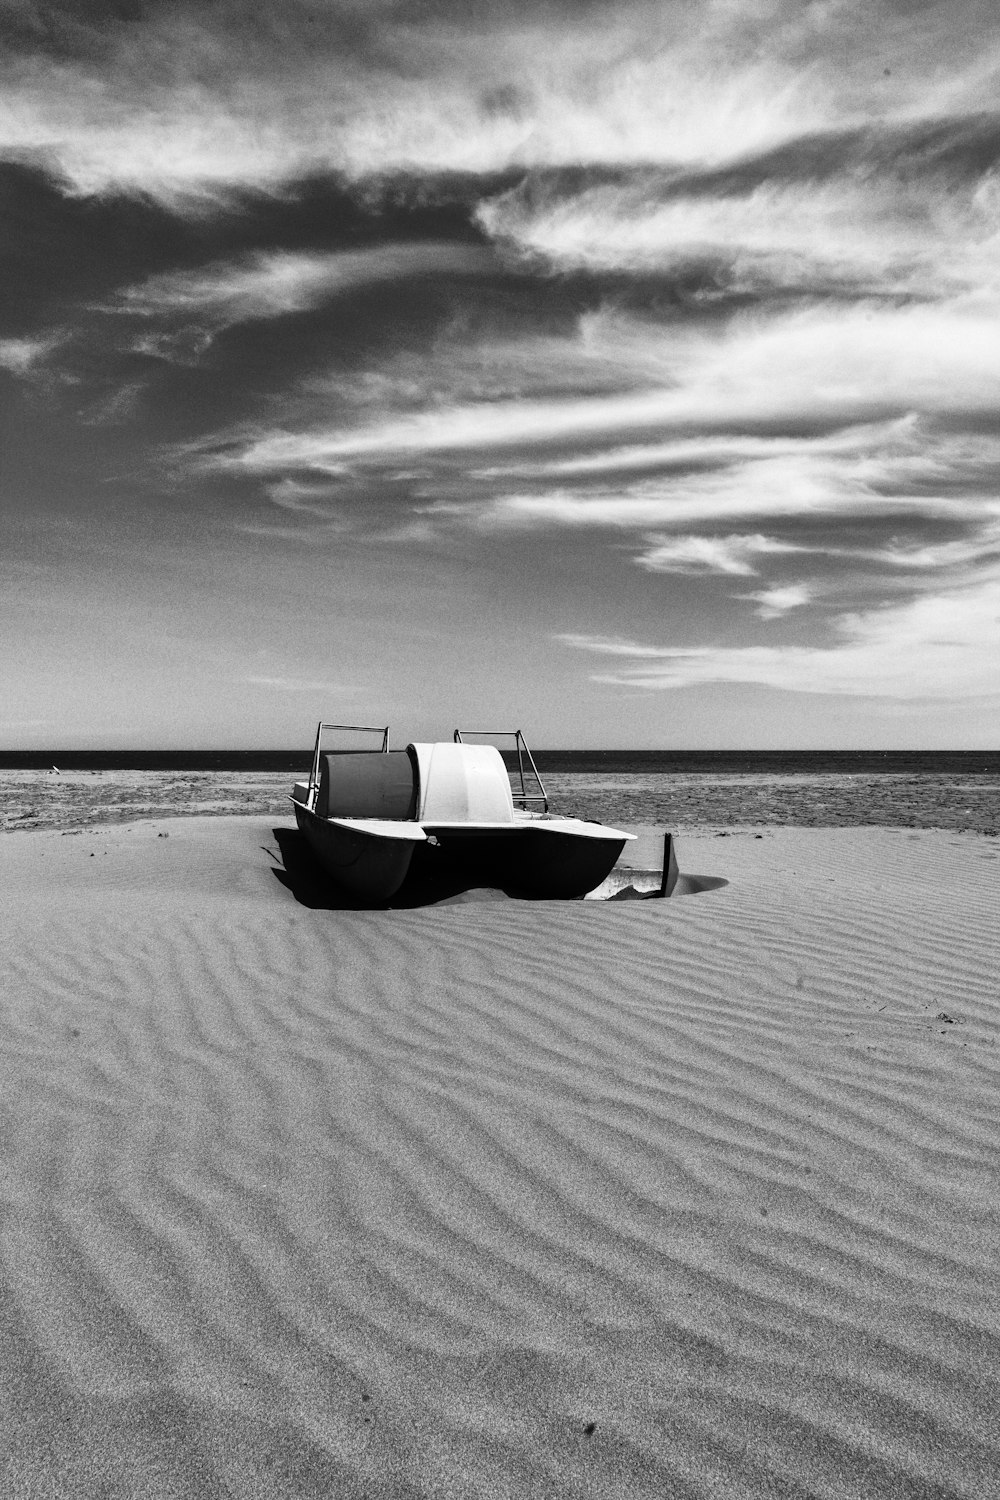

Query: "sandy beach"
left=3, top=766, right=1000, bottom=834
left=1, top=804, right=999, bottom=1497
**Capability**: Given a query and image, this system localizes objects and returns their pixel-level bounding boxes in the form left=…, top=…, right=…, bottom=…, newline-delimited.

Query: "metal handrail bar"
left=515, top=732, right=549, bottom=812
left=308, top=722, right=389, bottom=808
left=453, top=727, right=549, bottom=812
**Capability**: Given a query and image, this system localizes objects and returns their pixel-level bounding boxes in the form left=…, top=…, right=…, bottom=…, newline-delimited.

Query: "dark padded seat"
left=316, top=750, right=418, bottom=821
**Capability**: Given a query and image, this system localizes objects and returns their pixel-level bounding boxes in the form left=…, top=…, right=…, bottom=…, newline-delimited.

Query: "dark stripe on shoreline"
left=1, top=750, right=997, bottom=774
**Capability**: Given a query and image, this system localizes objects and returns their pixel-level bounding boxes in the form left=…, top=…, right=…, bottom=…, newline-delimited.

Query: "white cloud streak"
left=196, top=294, right=1000, bottom=705
left=243, top=675, right=351, bottom=693
left=0, top=333, right=61, bottom=376
left=2, top=2, right=998, bottom=202
left=635, top=533, right=808, bottom=575
left=211, top=299, right=1000, bottom=479
left=745, top=582, right=813, bottom=619
left=559, top=564, right=1000, bottom=698
left=115, top=244, right=489, bottom=330
left=634, top=518, right=1000, bottom=577
left=0, top=7, right=830, bottom=200
left=477, top=171, right=1000, bottom=300
left=11, top=3, right=994, bottom=716
left=432, top=440, right=1000, bottom=535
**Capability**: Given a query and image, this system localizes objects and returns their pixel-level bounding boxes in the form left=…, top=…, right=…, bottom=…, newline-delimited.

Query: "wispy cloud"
left=745, top=582, right=813, bottom=619
left=243, top=675, right=352, bottom=693
left=0, top=332, right=61, bottom=376
left=4, top=2, right=999, bottom=202
left=190, top=288, right=1000, bottom=687
left=205, top=296, right=1000, bottom=480
left=636, top=517, right=1000, bottom=578
left=114, top=244, right=490, bottom=336
left=635, top=534, right=808, bottom=575
left=267, top=478, right=348, bottom=518
left=6, top=1, right=1000, bottom=737
left=560, top=564, right=1000, bottom=698
left=0, top=5, right=840, bottom=201
left=477, top=151, right=1000, bottom=301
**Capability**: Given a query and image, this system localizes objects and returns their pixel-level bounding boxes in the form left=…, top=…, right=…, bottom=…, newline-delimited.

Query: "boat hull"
left=295, top=806, right=629, bottom=903
left=294, top=804, right=417, bottom=899
left=418, top=827, right=628, bottom=900
left=508, top=827, right=629, bottom=899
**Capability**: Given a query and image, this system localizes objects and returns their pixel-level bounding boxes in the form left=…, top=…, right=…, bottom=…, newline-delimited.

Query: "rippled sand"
left=1, top=816, right=998, bottom=1496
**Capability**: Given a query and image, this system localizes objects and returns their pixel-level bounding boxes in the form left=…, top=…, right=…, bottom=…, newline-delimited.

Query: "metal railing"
left=307, top=722, right=389, bottom=809
left=453, top=728, right=549, bottom=812
left=303, top=723, right=548, bottom=816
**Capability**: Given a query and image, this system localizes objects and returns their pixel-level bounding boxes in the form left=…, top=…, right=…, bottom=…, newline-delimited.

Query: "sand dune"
left=1, top=818, right=998, bottom=1496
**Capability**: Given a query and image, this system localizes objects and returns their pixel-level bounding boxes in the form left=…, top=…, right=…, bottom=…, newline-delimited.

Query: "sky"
left=2, top=0, right=999, bottom=747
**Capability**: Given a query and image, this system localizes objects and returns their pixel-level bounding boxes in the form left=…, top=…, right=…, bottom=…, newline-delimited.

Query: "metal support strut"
left=307, top=723, right=389, bottom=810
left=453, top=728, right=549, bottom=812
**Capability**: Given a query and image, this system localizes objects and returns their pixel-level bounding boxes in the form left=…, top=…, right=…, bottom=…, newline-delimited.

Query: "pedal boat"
left=290, top=723, right=635, bottom=901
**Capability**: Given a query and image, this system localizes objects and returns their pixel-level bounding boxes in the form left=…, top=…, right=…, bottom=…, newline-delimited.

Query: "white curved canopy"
left=409, top=742, right=515, bottom=824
